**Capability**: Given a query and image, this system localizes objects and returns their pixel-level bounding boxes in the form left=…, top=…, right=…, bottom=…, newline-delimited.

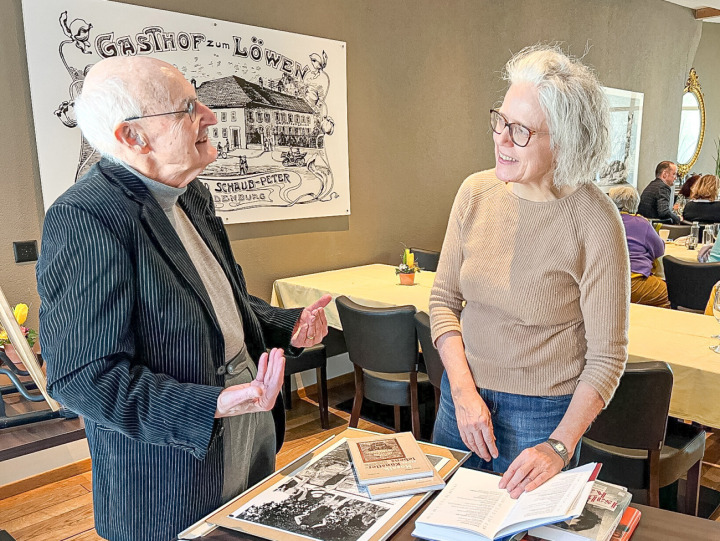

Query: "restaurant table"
left=272, top=264, right=720, bottom=429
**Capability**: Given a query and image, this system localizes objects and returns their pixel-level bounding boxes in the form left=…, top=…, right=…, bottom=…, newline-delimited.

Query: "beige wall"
left=693, top=22, right=720, bottom=177
left=0, top=0, right=706, bottom=328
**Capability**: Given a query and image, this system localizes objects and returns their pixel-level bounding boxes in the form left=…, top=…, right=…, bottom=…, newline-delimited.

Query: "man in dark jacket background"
left=638, top=161, right=680, bottom=224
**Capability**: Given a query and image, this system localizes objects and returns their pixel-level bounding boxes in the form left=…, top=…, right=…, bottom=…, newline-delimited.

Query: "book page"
left=417, top=468, right=516, bottom=538
left=500, top=463, right=597, bottom=530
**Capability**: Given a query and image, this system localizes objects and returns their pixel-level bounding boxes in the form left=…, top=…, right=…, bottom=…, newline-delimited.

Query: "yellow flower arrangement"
left=0, top=303, right=37, bottom=347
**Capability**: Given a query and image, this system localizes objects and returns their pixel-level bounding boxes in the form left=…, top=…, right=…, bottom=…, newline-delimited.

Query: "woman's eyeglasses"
left=489, top=109, right=547, bottom=147
left=125, top=98, right=197, bottom=122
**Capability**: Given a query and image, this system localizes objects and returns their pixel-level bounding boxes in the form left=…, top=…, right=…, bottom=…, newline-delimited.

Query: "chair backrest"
left=585, top=361, right=673, bottom=451
left=411, top=248, right=441, bottom=272
left=659, top=224, right=691, bottom=240
left=336, top=296, right=418, bottom=373
left=414, top=312, right=445, bottom=389
left=663, top=255, right=720, bottom=311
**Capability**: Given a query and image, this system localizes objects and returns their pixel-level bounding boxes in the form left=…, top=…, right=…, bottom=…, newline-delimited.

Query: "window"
left=247, top=111, right=253, bottom=122
left=221, top=112, right=227, bottom=122
left=213, top=128, right=218, bottom=138
left=265, top=113, right=270, bottom=123
left=222, top=128, right=227, bottom=137
left=231, top=111, right=237, bottom=122
left=275, top=112, right=280, bottom=122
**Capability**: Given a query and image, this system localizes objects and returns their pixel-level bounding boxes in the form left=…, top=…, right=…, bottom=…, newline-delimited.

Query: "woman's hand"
left=215, top=348, right=286, bottom=417
left=453, top=387, right=499, bottom=462
left=498, top=441, right=566, bottom=498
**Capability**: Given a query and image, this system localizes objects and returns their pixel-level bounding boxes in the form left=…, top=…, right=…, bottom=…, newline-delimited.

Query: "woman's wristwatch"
left=545, top=438, right=570, bottom=467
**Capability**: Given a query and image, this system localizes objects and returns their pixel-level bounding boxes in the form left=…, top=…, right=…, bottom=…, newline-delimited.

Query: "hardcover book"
left=363, top=467, right=446, bottom=500
left=611, top=507, right=641, bottom=541
left=412, top=462, right=600, bottom=541
left=347, top=432, right=435, bottom=485
left=528, top=480, right=631, bottom=541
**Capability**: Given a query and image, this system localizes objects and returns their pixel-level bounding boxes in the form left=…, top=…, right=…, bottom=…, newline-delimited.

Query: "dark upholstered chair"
left=411, top=248, right=441, bottom=272
left=283, top=344, right=329, bottom=429
left=414, top=312, right=445, bottom=415
left=659, top=224, right=691, bottom=240
left=336, top=295, right=429, bottom=438
left=579, top=361, right=705, bottom=515
left=663, top=255, right=720, bottom=312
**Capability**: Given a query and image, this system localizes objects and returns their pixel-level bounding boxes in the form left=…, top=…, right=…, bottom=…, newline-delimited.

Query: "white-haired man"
left=37, top=56, right=330, bottom=541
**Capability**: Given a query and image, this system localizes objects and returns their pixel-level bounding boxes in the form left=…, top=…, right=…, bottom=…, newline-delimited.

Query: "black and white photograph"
left=227, top=439, right=448, bottom=541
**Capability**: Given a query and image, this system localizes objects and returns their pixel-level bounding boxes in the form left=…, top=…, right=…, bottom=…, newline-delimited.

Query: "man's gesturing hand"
left=215, top=348, right=286, bottom=418
left=291, top=294, right=332, bottom=348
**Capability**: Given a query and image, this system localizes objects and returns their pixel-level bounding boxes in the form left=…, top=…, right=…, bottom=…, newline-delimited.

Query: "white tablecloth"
left=272, top=264, right=720, bottom=428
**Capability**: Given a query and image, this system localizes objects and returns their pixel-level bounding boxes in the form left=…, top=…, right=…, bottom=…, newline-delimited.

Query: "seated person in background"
left=638, top=161, right=680, bottom=224
left=609, top=186, right=670, bottom=308
left=681, top=174, right=720, bottom=223
left=676, top=173, right=700, bottom=215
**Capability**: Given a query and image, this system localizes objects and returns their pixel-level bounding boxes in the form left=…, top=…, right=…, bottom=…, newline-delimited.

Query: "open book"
left=413, top=462, right=600, bottom=541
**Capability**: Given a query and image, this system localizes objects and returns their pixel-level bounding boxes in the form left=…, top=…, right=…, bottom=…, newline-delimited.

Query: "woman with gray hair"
left=430, top=45, right=629, bottom=498
left=609, top=186, right=669, bottom=308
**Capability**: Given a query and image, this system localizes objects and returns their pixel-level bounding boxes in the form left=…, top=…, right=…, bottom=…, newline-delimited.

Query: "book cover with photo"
left=347, top=432, right=434, bottom=485
left=528, top=480, right=632, bottom=541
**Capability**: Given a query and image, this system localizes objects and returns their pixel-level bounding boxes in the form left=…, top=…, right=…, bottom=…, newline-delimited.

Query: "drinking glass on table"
left=703, top=228, right=715, bottom=246
left=711, top=282, right=720, bottom=351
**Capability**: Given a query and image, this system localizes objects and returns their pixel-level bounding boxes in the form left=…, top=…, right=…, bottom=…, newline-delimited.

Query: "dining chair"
left=410, top=248, right=441, bottom=272
left=663, top=255, right=720, bottom=312
left=414, top=312, right=445, bottom=415
left=579, top=361, right=705, bottom=515
left=659, top=224, right=691, bottom=240
left=335, top=295, right=429, bottom=439
left=283, top=344, right=329, bottom=429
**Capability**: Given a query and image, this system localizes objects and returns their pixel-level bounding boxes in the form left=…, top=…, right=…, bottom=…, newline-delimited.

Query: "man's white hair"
left=74, top=69, right=174, bottom=162
left=504, top=44, right=610, bottom=188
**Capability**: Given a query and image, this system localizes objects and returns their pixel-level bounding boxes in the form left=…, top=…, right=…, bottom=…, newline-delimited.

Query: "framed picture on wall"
left=597, top=87, right=644, bottom=191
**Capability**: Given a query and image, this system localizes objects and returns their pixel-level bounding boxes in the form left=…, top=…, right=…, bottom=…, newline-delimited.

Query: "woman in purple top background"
left=609, top=186, right=670, bottom=308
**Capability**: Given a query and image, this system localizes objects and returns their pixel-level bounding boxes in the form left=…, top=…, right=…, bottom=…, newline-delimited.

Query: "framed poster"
left=179, top=428, right=470, bottom=541
left=22, top=0, right=349, bottom=224
left=597, top=87, right=644, bottom=191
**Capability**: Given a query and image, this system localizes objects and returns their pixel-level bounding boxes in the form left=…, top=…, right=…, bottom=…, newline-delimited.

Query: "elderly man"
left=37, top=57, right=330, bottom=541
left=638, top=161, right=681, bottom=224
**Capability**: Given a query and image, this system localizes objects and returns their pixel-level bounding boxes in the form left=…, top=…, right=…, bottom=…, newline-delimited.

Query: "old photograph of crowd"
left=227, top=438, right=448, bottom=541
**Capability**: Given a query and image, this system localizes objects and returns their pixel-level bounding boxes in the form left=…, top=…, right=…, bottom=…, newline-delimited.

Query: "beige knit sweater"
left=430, top=169, right=630, bottom=405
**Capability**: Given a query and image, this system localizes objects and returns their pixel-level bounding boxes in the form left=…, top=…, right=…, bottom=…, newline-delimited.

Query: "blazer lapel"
left=98, top=160, right=220, bottom=333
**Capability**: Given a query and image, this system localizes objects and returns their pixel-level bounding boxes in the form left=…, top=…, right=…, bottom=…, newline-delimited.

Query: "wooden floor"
left=1, top=380, right=720, bottom=540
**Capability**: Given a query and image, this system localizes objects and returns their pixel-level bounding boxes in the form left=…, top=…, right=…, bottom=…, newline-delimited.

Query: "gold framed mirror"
left=676, top=68, right=706, bottom=178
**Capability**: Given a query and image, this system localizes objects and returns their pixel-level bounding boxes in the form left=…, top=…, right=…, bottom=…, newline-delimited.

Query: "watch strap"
left=545, top=438, right=570, bottom=467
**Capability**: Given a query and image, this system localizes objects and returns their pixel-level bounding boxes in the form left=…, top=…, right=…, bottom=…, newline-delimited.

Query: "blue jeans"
left=433, top=372, right=579, bottom=472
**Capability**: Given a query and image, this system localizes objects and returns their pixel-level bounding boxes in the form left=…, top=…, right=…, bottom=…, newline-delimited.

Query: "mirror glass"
left=678, top=92, right=701, bottom=164
left=676, top=68, right=705, bottom=178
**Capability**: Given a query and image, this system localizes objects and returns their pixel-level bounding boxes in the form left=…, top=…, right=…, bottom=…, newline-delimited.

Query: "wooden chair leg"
left=349, top=365, right=364, bottom=429
left=648, top=450, right=661, bottom=508
left=316, top=365, right=329, bottom=429
left=684, top=459, right=702, bottom=516
left=283, top=375, right=292, bottom=410
left=394, top=406, right=402, bottom=433
left=410, top=372, right=421, bottom=440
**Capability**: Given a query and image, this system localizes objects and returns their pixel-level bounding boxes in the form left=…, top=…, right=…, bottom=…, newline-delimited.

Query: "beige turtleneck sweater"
left=430, top=169, right=630, bottom=405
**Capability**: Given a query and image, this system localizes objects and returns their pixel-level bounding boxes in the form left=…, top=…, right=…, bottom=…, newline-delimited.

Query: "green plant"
left=714, top=137, right=720, bottom=178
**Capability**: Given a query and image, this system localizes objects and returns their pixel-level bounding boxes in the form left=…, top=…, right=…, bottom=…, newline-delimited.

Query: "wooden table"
left=272, top=264, right=720, bottom=429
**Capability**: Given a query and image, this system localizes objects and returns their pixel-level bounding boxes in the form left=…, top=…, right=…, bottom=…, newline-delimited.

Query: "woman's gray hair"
left=504, top=44, right=611, bottom=188
left=74, top=76, right=172, bottom=162
left=608, top=185, right=640, bottom=214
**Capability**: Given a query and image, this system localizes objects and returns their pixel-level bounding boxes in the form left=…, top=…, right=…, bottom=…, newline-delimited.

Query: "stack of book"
left=526, top=480, right=639, bottom=541
left=346, top=432, right=446, bottom=500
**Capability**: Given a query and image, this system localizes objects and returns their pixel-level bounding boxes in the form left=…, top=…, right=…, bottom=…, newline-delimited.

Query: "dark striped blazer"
left=37, top=159, right=302, bottom=541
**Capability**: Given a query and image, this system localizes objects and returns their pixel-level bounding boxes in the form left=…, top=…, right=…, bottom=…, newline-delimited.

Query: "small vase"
left=3, top=344, right=25, bottom=370
left=399, top=272, right=415, bottom=286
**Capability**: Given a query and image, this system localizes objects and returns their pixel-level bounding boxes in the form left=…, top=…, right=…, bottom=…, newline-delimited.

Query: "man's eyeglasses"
left=125, top=99, right=197, bottom=122
left=489, top=109, right=547, bottom=147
